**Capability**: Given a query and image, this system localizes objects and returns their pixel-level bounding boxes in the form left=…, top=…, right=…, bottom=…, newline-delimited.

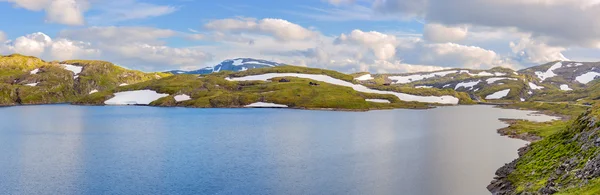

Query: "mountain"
left=168, top=58, right=285, bottom=75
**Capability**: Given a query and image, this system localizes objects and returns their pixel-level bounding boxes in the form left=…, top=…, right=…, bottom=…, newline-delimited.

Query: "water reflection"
left=0, top=105, right=557, bottom=195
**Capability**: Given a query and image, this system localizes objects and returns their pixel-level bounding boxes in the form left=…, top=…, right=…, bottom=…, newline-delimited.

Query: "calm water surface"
left=0, top=105, right=556, bottom=195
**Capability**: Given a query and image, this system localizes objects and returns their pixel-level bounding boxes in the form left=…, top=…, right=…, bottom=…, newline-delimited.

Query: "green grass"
left=557, top=178, right=600, bottom=195
left=503, top=120, right=568, bottom=138
left=505, top=107, right=600, bottom=194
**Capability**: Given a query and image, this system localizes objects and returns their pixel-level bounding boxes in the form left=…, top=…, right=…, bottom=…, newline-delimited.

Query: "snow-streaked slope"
left=174, top=94, right=191, bottom=102
left=227, top=73, right=460, bottom=104
left=355, top=74, right=374, bottom=81
left=534, top=62, right=562, bottom=81
left=455, top=80, right=480, bottom=90
left=244, top=102, right=288, bottom=108
left=575, top=72, right=600, bottom=84
left=486, top=89, right=511, bottom=100
left=104, top=90, right=169, bottom=105
left=366, top=99, right=391, bottom=103
left=171, top=58, right=284, bottom=75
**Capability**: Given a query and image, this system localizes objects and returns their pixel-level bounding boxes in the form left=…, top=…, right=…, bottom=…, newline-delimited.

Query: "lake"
left=0, top=105, right=556, bottom=195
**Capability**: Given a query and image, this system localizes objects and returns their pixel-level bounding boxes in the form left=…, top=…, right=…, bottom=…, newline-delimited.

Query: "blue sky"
left=1, top=0, right=600, bottom=73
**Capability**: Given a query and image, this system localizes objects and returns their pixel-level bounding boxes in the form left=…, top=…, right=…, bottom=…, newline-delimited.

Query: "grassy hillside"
left=489, top=106, right=600, bottom=194
left=0, top=54, right=171, bottom=105
left=76, top=74, right=434, bottom=110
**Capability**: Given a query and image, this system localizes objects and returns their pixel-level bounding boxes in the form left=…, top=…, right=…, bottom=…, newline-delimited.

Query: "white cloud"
left=50, top=39, right=99, bottom=60
left=87, top=0, right=177, bottom=24
left=204, top=18, right=319, bottom=42
left=510, top=37, right=569, bottom=64
left=418, top=43, right=508, bottom=69
left=335, top=30, right=399, bottom=60
left=13, top=32, right=52, bottom=57
left=1, top=0, right=88, bottom=25
left=423, top=23, right=468, bottom=43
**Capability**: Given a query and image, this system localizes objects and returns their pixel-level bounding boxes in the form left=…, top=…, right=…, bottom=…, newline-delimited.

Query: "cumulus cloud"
left=335, top=30, right=399, bottom=60
left=204, top=18, right=319, bottom=42
left=1, top=0, right=88, bottom=25
left=423, top=23, right=468, bottom=43
left=0, top=28, right=211, bottom=71
left=0, top=18, right=522, bottom=73
left=510, top=37, right=569, bottom=64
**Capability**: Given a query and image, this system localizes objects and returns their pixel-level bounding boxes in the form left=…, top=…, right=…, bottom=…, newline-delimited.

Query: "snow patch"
left=366, top=99, right=391, bottom=103
left=415, top=85, right=433, bottom=89
left=119, top=83, right=129, bottom=86
left=62, top=64, right=83, bottom=75
left=228, top=73, right=460, bottom=104
left=529, top=82, right=545, bottom=90
left=520, top=98, right=526, bottom=102
left=455, top=80, right=480, bottom=90
left=244, top=102, right=288, bottom=108
left=486, top=77, right=517, bottom=84
left=486, top=89, right=511, bottom=100
left=104, top=90, right=169, bottom=105
left=534, top=62, right=562, bottom=81
left=355, top=74, right=374, bottom=81
left=240, top=67, right=248, bottom=71
left=89, top=90, right=98, bottom=94
left=232, top=59, right=244, bottom=66
left=25, top=82, right=38, bottom=86
left=174, top=94, right=192, bottom=102
left=560, top=84, right=572, bottom=91
left=575, top=72, right=600, bottom=84
left=30, top=68, right=39, bottom=75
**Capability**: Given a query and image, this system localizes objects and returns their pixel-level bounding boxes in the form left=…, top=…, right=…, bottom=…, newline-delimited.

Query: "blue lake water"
left=0, top=105, right=555, bottom=195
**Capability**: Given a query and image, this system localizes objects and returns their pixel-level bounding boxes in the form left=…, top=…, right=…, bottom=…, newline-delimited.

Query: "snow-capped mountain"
left=168, top=58, right=284, bottom=75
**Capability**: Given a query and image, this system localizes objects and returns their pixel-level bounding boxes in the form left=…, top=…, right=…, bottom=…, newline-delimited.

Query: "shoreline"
left=488, top=110, right=567, bottom=194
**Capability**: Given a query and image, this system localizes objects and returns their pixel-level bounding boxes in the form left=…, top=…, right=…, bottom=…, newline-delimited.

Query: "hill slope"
left=0, top=54, right=171, bottom=105
left=76, top=65, right=476, bottom=110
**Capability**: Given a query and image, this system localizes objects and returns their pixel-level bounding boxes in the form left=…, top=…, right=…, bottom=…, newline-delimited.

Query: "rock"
left=278, top=78, right=290, bottom=82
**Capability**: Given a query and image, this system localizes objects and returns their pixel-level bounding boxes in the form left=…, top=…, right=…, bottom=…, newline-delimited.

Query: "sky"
left=1, top=0, right=600, bottom=73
